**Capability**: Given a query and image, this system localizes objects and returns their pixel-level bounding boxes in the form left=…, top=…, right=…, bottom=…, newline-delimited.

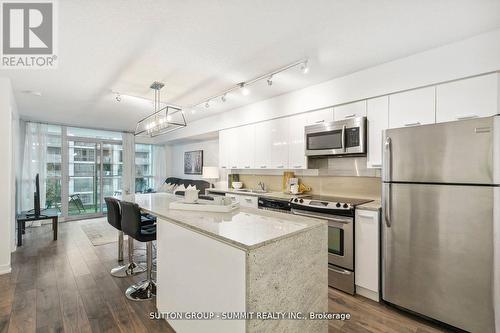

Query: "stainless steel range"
left=289, top=195, right=371, bottom=294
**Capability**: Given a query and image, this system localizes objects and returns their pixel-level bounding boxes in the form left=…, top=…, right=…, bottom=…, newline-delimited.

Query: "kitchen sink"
left=235, top=189, right=268, bottom=194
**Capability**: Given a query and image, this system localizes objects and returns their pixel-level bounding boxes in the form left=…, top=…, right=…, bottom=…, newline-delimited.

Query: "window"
left=135, top=144, right=154, bottom=192
left=45, top=125, right=62, bottom=210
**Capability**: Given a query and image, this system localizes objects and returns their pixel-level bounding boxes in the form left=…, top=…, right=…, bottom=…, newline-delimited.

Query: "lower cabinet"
left=355, top=209, right=380, bottom=301
left=225, top=193, right=258, bottom=208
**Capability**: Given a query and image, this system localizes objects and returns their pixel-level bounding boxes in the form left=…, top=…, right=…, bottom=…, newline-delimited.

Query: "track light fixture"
left=192, top=58, right=308, bottom=109
left=115, top=93, right=121, bottom=102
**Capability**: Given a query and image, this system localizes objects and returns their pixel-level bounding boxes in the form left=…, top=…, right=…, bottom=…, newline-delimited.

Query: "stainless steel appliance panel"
left=383, top=116, right=499, bottom=184
left=382, top=183, right=495, bottom=333
left=305, top=116, right=366, bottom=156
left=328, top=265, right=355, bottom=295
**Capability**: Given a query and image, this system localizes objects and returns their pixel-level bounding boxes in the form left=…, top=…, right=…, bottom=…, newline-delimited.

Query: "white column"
left=0, top=78, right=17, bottom=274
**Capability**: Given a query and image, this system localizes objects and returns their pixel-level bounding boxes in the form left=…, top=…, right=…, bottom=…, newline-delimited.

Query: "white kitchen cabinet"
left=367, top=96, right=389, bottom=169
left=270, top=118, right=289, bottom=169
left=288, top=113, right=308, bottom=169
left=236, top=124, right=255, bottom=169
left=436, top=74, right=499, bottom=123
left=218, top=129, right=230, bottom=169
left=355, top=209, right=380, bottom=302
left=334, top=101, right=367, bottom=120
left=306, top=108, right=334, bottom=125
left=389, top=87, right=435, bottom=129
left=225, top=128, right=239, bottom=169
left=225, top=193, right=258, bottom=208
left=254, top=120, right=273, bottom=169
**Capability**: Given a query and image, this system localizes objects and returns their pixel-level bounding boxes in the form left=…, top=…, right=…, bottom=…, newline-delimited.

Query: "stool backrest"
left=120, top=201, right=142, bottom=239
left=104, top=197, right=121, bottom=230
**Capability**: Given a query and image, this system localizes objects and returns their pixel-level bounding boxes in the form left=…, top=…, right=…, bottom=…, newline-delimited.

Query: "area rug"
left=80, top=217, right=122, bottom=246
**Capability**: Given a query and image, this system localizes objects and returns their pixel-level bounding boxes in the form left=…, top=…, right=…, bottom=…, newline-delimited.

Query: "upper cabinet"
left=334, top=101, right=367, bottom=120
left=254, top=121, right=273, bottom=169
left=236, top=124, right=255, bottom=169
left=389, top=87, right=435, bottom=129
left=306, top=108, right=334, bottom=125
left=288, top=113, right=308, bottom=169
left=270, top=118, right=289, bottom=169
left=436, top=74, right=499, bottom=123
left=367, top=96, right=389, bottom=168
left=218, top=129, right=230, bottom=169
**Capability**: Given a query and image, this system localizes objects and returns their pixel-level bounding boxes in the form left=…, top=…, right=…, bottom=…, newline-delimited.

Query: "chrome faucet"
left=258, top=182, right=266, bottom=191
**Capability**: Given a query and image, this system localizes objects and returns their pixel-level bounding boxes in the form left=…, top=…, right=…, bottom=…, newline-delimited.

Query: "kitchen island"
left=120, top=193, right=327, bottom=333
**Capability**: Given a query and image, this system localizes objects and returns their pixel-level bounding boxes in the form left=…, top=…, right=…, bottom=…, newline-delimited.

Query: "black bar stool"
left=105, top=197, right=147, bottom=277
left=121, top=201, right=157, bottom=301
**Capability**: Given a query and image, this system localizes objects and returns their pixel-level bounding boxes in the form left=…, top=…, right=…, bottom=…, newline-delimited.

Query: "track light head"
left=221, top=94, right=227, bottom=102
left=240, top=83, right=250, bottom=96
left=301, top=61, right=309, bottom=74
left=205, top=101, right=210, bottom=108
left=267, top=76, right=273, bottom=86
left=115, top=93, right=121, bottom=102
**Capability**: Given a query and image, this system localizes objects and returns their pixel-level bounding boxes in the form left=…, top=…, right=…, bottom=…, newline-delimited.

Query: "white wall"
left=157, top=28, right=500, bottom=143
left=167, top=139, right=219, bottom=180
left=0, top=78, right=18, bottom=274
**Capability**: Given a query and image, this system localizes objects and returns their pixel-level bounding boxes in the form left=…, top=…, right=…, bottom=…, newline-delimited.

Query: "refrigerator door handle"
left=384, top=183, right=392, bottom=228
left=384, top=136, right=392, bottom=227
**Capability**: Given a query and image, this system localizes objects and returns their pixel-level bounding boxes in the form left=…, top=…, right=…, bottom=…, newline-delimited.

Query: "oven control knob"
left=299, top=199, right=304, bottom=203
left=343, top=203, right=349, bottom=209
left=294, top=198, right=299, bottom=202
left=336, top=203, right=341, bottom=208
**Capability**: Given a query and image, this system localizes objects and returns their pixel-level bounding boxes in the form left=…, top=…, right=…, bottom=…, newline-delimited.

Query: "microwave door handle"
left=342, top=125, right=346, bottom=152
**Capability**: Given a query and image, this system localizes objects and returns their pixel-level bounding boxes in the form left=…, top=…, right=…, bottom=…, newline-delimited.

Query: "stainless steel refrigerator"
left=382, top=115, right=500, bottom=333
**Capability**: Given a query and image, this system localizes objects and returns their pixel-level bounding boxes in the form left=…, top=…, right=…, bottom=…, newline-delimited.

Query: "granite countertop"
left=118, top=193, right=325, bottom=251
left=357, top=199, right=381, bottom=211
left=207, top=188, right=311, bottom=200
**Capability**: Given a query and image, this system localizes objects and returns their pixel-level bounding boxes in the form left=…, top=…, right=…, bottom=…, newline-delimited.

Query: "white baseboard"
left=0, top=263, right=12, bottom=275
left=355, top=285, right=379, bottom=302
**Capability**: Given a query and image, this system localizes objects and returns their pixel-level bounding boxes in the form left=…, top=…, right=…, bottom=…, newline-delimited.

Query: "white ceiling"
left=3, top=0, right=500, bottom=132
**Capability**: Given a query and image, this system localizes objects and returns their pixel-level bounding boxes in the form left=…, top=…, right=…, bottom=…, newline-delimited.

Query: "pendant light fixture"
left=134, top=82, right=187, bottom=137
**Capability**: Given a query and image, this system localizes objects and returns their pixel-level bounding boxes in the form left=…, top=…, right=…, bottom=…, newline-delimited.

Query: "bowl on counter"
left=232, top=182, right=243, bottom=189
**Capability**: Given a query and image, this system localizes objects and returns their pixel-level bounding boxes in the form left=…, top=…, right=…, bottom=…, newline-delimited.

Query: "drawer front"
left=225, top=194, right=258, bottom=208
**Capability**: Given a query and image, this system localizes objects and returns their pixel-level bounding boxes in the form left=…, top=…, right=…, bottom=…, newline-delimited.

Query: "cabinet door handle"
left=357, top=213, right=374, bottom=219
left=456, top=115, right=478, bottom=120
left=231, top=166, right=237, bottom=169
left=293, top=165, right=302, bottom=168
left=245, top=198, right=252, bottom=202
left=244, top=166, right=250, bottom=168
left=404, top=122, right=421, bottom=127
left=277, top=165, right=284, bottom=168
left=221, top=166, right=227, bottom=169
left=344, top=114, right=356, bottom=119
left=260, top=165, right=267, bottom=168
left=315, top=120, right=325, bottom=123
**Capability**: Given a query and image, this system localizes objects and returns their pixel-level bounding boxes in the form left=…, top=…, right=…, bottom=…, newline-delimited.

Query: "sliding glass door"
left=64, top=138, right=122, bottom=219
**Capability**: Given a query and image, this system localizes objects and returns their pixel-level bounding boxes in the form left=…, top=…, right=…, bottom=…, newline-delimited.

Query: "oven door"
left=327, top=217, right=354, bottom=270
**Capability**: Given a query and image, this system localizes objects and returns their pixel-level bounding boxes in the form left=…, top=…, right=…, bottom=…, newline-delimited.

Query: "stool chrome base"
left=110, top=262, right=146, bottom=277
left=125, top=280, right=156, bottom=301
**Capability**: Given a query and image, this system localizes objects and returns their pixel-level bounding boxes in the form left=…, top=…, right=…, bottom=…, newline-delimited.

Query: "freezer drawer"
left=382, top=183, right=496, bottom=332
left=383, top=115, right=500, bottom=184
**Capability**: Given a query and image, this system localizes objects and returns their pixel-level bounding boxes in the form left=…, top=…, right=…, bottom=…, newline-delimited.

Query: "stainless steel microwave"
left=305, top=116, right=367, bottom=156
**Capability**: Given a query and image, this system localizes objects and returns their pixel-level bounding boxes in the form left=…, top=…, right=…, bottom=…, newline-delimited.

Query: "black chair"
left=105, top=197, right=146, bottom=277
left=121, top=201, right=157, bottom=301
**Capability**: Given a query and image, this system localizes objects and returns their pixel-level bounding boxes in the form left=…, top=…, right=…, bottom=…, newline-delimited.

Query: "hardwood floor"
left=1, top=221, right=450, bottom=333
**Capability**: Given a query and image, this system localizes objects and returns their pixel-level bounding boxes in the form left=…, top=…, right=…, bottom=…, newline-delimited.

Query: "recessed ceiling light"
left=21, top=90, right=42, bottom=96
